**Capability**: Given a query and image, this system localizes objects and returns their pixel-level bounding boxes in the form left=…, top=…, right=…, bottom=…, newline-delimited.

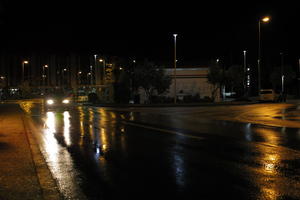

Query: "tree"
left=226, top=65, right=245, bottom=97
left=133, top=60, right=171, bottom=103
left=113, top=71, right=131, bottom=103
left=207, top=62, right=225, bottom=101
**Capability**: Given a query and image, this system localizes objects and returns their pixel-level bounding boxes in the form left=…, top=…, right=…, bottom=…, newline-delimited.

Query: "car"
left=44, top=93, right=74, bottom=109
left=259, top=89, right=280, bottom=102
left=75, top=92, right=88, bottom=103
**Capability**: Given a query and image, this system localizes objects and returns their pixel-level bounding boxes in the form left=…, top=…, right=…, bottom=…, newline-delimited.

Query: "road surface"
left=18, top=101, right=300, bottom=199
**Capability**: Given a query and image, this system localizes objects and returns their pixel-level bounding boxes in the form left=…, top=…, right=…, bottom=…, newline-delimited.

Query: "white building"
left=138, top=66, right=221, bottom=103
left=165, top=66, right=220, bottom=102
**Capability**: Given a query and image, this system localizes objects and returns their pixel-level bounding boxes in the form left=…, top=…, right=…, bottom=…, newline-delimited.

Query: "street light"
left=63, top=68, right=67, bottom=86
left=258, top=16, right=270, bottom=93
left=173, top=34, right=177, bottom=104
left=87, top=72, right=92, bottom=85
left=42, top=65, right=49, bottom=86
left=280, top=52, right=284, bottom=94
left=99, top=59, right=106, bottom=83
left=78, top=71, right=82, bottom=85
left=22, top=60, right=29, bottom=82
left=243, top=50, right=247, bottom=94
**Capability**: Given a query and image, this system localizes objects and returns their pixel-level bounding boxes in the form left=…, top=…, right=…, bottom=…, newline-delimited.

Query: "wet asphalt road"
left=20, top=102, right=300, bottom=199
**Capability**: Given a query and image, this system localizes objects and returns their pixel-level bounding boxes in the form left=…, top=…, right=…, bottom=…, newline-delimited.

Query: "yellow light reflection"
left=63, top=111, right=71, bottom=146
left=254, top=127, right=282, bottom=200
left=19, top=101, right=34, bottom=114
left=100, top=128, right=108, bottom=154
left=78, top=106, right=85, bottom=146
left=44, top=112, right=59, bottom=162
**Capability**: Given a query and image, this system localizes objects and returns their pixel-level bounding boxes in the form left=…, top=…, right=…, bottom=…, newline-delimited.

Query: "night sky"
left=0, top=1, right=299, bottom=66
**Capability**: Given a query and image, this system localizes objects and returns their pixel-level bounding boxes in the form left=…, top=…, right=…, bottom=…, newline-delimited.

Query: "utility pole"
left=173, top=34, right=177, bottom=104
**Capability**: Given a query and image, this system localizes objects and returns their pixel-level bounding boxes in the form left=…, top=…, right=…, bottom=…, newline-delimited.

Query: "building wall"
left=165, top=67, right=220, bottom=102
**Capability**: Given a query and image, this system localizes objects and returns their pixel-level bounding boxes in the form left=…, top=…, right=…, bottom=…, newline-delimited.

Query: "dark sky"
left=0, top=1, right=299, bottom=66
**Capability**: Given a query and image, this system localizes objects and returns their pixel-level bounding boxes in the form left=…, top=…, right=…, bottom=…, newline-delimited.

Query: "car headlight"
left=62, top=99, right=70, bottom=104
left=47, top=99, right=54, bottom=105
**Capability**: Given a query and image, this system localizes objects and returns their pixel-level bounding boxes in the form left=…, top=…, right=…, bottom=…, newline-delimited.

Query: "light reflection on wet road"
left=21, top=102, right=300, bottom=199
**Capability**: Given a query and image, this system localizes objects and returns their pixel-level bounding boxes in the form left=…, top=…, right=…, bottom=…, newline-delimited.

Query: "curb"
left=22, top=114, right=62, bottom=200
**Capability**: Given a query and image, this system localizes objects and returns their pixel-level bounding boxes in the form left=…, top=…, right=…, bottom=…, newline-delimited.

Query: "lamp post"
left=89, top=65, right=93, bottom=85
left=78, top=71, right=82, bottom=85
left=298, top=58, right=300, bottom=97
left=99, top=59, right=106, bottom=84
left=22, top=60, right=29, bottom=83
left=87, top=72, right=92, bottom=85
left=131, top=59, right=136, bottom=103
left=280, top=52, right=284, bottom=94
left=258, top=16, right=270, bottom=93
left=63, top=68, right=67, bottom=86
left=94, top=54, right=97, bottom=85
left=173, top=34, right=177, bottom=104
left=45, top=65, right=49, bottom=86
left=0, top=76, right=6, bottom=87
left=243, top=50, right=247, bottom=95
left=42, top=65, right=49, bottom=86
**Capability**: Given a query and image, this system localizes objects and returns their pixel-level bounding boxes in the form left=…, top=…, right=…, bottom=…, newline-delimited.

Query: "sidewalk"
left=0, top=103, right=60, bottom=200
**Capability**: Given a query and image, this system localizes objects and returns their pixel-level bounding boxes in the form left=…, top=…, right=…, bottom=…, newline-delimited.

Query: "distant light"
left=216, top=59, right=220, bottom=63
left=23, top=61, right=29, bottom=64
left=78, top=71, right=82, bottom=74
left=99, top=59, right=104, bottom=62
left=0, top=76, right=5, bottom=79
left=64, top=68, right=67, bottom=71
left=47, top=99, right=54, bottom=105
left=62, top=99, right=70, bottom=104
left=133, top=60, right=136, bottom=63
left=262, top=16, right=270, bottom=22
left=119, top=67, right=123, bottom=70
left=243, top=50, right=247, bottom=54
left=44, top=65, right=48, bottom=68
left=87, top=72, right=91, bottom=75
left=247, top=68, right=250, bottom=71
left=173, top=34, right=178, bottom=38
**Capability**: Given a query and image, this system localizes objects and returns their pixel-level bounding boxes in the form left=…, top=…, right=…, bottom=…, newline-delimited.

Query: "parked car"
left=75, top=92, right=88, bottom=103
left=259, top=89, right=280, bottom=102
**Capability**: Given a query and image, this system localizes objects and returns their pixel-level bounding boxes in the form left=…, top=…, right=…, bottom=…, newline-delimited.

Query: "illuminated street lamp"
left=99, top=59, right=106, bottom=83
left=243, top=50, right=247, bottom=94
left=258, top=16, right=270, bottom=93
left=22, top=60, right=29, bottom=82
left=78, top=71, right=82, bottom=85
left=173, top=34, right=177, bottom=104
left=42, top=65, right=49, bottom=86
left=87, top=72, right=92, bottom=85
left=0, top=76, right=6, bottom=87
left=63, top=68, right=67, bottom=86
left=280, top=52, right=284, bottom=94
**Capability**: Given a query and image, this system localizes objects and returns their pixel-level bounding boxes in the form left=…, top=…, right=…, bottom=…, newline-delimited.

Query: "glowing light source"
left=47, top=99, right=54, bottom=105
left=262, top=16, right=270, bottom=22
left=62, top=99, right=70, bottom=104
